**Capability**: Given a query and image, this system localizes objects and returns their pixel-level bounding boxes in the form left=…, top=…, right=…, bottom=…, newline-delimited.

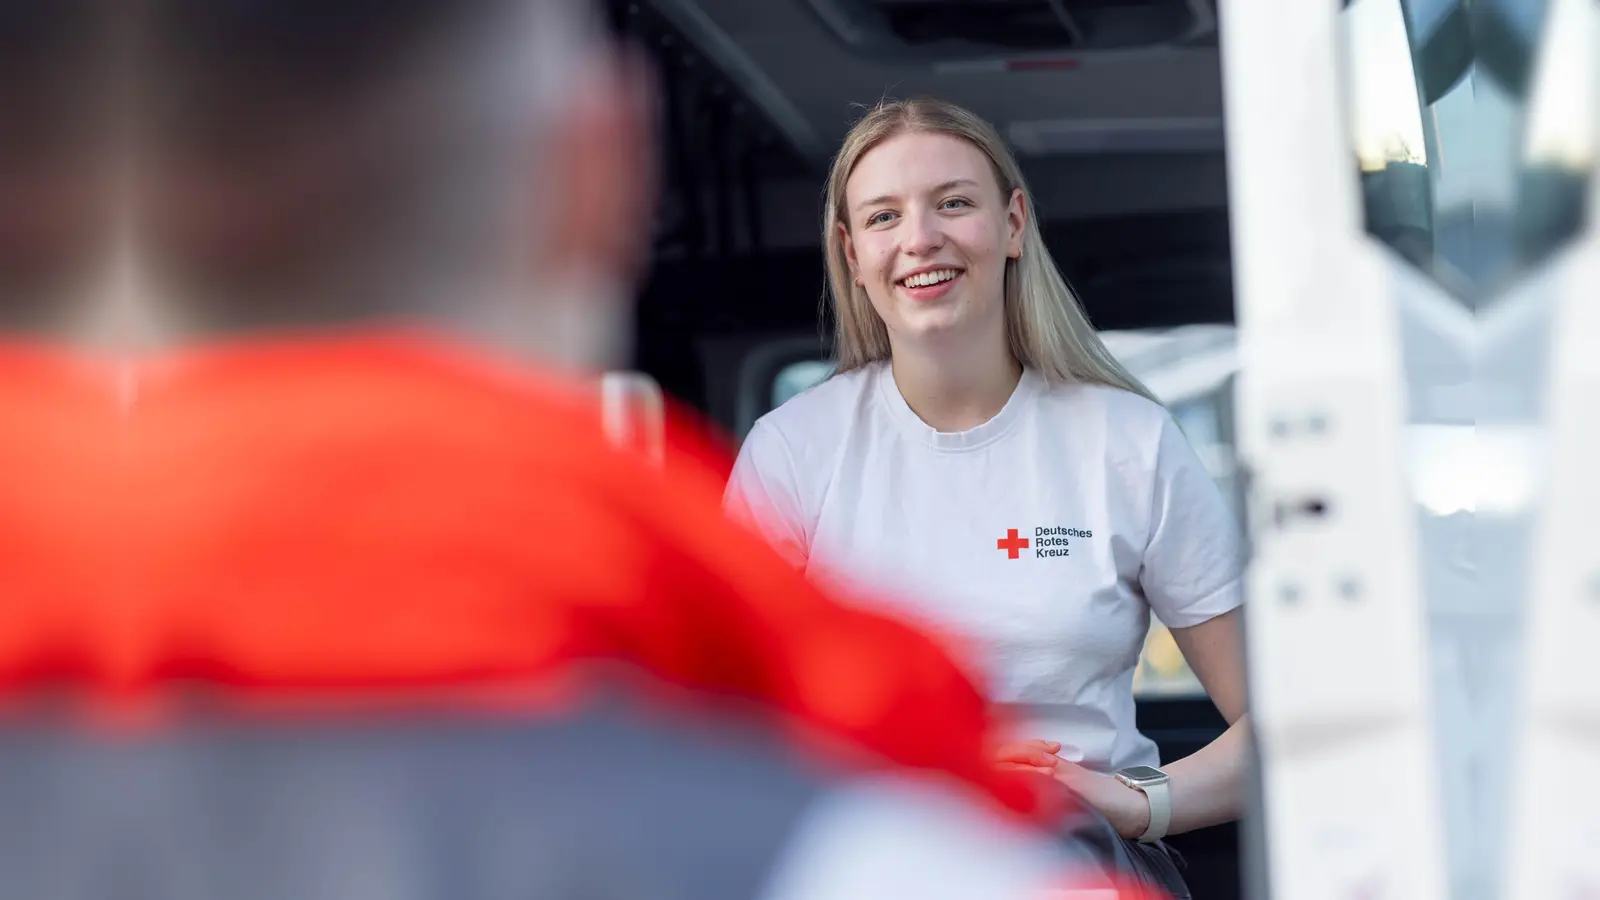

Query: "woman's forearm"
left=1053, top=713, right=1251, bottom=839
left=1159, top=713, right=1250, bottom=835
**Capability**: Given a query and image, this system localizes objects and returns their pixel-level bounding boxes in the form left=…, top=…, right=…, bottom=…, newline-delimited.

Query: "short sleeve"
left=723, top=420, right=811, bottom=569
left=1139, top=414, right=1246, bottom=629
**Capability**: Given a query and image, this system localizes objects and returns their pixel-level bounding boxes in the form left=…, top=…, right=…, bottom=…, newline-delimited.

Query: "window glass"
left=771, top=360, right=833, bottom=409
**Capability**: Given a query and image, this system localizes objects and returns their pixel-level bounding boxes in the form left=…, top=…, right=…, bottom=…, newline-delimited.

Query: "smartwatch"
left=1113, top=765, right=1171, bottom=843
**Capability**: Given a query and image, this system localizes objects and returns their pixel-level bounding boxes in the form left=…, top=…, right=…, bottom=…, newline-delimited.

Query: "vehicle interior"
left=603, top=1, right=1244, bottom=895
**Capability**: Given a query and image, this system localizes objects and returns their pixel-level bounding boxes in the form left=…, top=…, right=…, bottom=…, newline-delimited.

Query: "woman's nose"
left=900, top=210, right=945, bottom=256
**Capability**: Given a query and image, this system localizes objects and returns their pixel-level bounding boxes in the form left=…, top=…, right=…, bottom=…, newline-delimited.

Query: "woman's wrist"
left=1109, top=778, right=1153, bottom=840
left=1053, top=763, right=1159, bottom=840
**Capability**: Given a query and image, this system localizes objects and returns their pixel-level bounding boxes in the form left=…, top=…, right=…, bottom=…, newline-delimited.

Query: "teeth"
left=901, top=269, right=959, bottom=288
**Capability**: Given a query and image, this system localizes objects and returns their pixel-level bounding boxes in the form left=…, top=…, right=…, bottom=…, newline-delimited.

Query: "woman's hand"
left=989, top=738, right=1064, bottom=776
left=989, top=741, right=1151, bottom=839
left=1049, top=759, right=1151, bottom=840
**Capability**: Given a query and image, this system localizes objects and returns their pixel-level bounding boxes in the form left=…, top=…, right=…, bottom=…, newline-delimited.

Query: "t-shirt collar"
left=875, top=361, right=1038, bottom=451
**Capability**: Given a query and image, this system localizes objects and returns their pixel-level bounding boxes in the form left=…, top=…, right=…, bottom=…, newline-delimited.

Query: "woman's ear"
left=1005, top=187, right=1027, bottom=259
left=535, top=45, right=659, bottom=285
left=837, top=221, right=862, bottom=284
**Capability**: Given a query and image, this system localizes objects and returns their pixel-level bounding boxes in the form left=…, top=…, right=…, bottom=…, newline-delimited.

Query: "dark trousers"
left=1059, top=800, right=1191, bottom=898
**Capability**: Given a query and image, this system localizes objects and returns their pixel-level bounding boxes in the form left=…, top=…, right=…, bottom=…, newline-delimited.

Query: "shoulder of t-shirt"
left=1034, top=379, right=1175, bottom=442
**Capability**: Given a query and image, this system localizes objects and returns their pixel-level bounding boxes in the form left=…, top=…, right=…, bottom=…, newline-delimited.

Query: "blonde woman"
left=724, top=98, right=1248, bottom=894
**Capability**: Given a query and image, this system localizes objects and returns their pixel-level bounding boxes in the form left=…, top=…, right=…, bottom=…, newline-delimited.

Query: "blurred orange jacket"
left=0, top=331, right=1054, bottom=820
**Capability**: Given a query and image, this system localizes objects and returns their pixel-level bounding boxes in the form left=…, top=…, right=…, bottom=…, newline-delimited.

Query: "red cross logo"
left=997, top=528, right=1029, bottom=559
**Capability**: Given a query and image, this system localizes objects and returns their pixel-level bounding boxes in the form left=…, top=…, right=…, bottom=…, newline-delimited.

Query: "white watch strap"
left=1135, top=779, right=1171, bottom=844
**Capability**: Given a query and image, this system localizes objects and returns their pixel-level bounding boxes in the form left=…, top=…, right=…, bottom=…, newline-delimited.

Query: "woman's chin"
left=888, top=307, right=986, bottom=346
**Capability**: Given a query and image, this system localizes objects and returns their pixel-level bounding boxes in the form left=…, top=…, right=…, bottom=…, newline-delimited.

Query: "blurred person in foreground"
left=0, top=2, right=1166, bottom=898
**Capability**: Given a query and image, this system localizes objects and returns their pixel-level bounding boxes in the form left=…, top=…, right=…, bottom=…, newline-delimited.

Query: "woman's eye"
left=867, top=211, right=895, bottom=226
left=940, top=197, right=971, bottom=210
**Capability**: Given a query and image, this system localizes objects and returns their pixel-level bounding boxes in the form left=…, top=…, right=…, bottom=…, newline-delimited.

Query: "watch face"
left=1116, top=766, right=1168, bottom=786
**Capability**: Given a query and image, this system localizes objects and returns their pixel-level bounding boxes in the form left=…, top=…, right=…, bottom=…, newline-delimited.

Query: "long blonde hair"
left=822, top=97, right=1157, bottom=403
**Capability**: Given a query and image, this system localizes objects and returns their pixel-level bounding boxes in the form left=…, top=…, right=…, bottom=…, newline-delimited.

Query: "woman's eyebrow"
left=853, top=178, right=981, bottom=212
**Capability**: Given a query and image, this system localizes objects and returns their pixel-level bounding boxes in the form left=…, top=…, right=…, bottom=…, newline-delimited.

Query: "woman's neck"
left=889, top=339, right=1023, bottom=433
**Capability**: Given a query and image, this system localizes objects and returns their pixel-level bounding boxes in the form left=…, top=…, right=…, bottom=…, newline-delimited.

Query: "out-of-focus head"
left=29, top=0, right=656, bottom=369
left=822, top=98, right=1155, bottom=400
left=140, top=0, right=659, bottom=368
left=0, top=2, right=117, bottom=334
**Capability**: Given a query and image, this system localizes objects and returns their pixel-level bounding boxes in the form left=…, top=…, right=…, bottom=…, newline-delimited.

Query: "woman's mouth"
left=895, top=267, right=963, bottom=301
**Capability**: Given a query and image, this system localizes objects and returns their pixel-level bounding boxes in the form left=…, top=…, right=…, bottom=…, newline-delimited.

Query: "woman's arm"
left=1100, top=407, right=1250, bottom=837
left=1049, top=608, right=1249, bottom=838
left=1157, top=607, right=1249, bottom=834
left=722, top=420, right=811, bottom=569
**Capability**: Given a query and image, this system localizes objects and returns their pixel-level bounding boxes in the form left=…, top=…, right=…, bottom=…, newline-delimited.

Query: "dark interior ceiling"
left=805, top=0, right=1219, bottom=59
left=601, top=0, right=1231, bottom=251
left=633, top=0, right=1226, bottom=165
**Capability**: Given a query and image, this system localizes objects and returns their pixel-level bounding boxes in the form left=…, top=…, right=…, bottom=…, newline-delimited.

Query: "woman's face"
left=839, top=131, right=1025, bottom=352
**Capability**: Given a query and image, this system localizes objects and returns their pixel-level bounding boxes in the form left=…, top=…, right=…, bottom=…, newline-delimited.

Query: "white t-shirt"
left=724, top=361, right=1245, bottom=772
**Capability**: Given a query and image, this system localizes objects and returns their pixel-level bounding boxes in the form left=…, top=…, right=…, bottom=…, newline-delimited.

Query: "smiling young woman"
left=724, top=97, right=1250, bottom=897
